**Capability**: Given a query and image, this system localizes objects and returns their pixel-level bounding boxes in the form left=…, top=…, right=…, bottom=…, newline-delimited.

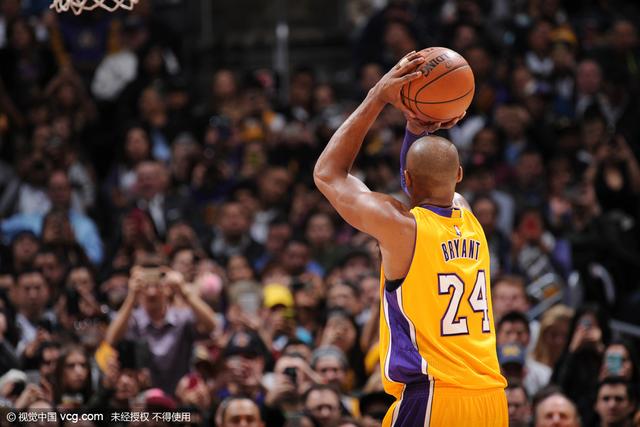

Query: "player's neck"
left=412, top=195, right=454, bottom=209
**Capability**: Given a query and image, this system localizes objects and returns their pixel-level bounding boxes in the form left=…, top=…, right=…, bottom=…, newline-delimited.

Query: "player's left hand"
left=371, top=51, right=425, bottom=119
left=405, top=111, right=466, bottom=134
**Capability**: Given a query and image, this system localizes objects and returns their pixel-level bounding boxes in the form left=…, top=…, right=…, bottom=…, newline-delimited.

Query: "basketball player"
left=314, top=51, right=507, bottom=425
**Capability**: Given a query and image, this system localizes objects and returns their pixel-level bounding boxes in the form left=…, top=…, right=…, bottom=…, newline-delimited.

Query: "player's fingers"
left=394, top=56, right=424, bottom=76
left=440, top=119, right=458, bottom=129
left=395, top=50, right=416, bottom=69
left=395, top=102, right=417, bottom=120
left=440, top=111, right=466, bottom=129
left=426, top=122, right=442, bottom=133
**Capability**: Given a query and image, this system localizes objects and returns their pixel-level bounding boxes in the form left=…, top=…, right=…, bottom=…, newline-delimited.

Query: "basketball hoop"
left=50, top=0, right=139, bottom=15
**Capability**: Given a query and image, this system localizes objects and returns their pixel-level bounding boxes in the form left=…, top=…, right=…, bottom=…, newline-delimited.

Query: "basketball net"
left=50, top=0, right=139, bottom=15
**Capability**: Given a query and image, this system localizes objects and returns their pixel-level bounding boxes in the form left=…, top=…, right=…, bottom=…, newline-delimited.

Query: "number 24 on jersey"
left=438, top=270, right=490, bottom=336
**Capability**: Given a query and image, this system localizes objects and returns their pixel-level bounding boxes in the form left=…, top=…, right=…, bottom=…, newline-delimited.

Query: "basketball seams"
left=413, top=64, right=471, bottom=101
left=405, top=87, right=474, bottom=105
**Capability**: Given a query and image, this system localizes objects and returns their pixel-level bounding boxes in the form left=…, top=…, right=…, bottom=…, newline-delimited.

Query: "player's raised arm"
left=313, top=52, right=425, bottom=242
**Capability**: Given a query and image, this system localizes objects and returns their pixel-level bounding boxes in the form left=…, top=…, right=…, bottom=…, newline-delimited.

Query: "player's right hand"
left=405, top=111, right=466, bottom=134
left=371, top=51, right=425, bottom=119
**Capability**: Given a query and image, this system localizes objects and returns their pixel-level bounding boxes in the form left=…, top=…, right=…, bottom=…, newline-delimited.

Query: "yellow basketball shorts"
left=382, top=382, right=507, bottom=427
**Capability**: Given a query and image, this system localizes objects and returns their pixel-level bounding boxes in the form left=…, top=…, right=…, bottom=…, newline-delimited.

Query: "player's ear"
left=404, top=170, right=412, bottom=189
left=457, top=166, right=463, bottom=183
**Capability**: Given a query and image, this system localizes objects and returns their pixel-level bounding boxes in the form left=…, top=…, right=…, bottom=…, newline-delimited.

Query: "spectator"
left=553, top=304, right=611, bottom=423
left=252, top=216, right=292, bottom=274
left=471, top=194, right=511, bottom=277
left=497, top=311, right=551, bottom=396
left=13, top=269, right=54, bottom=358
left=216, top=397, right=265, bottom=427
left=7, top=231, right=40, bottom=274
left=0, top=17, right=56, bottom=111
left=250, top=166, right=292, bottom=245
left=533, top=389, right=581, bottom=427
left=506, top=380, right=532, bottom=427
left=593, top=377, right=636, bottom=427
left=132, top=160, right=191, bottom=240
left=31, top=341, right=60, bottom=386
left=305, top=212, right=342, bottom=272
left=103, top=124, right=152, bottom=212
left=532, top=304, right=574, bottom=369
left=326, top=282, right=363, bottom=326
left=599, top=340, right=639, bottom=389
left=207, top=201, right=263, bottom=266
left=318, top=309, right=365, bottom=387
left=1, top=170, right=103, bottom=264
left=311, top=346, right=356, bottom=413
left=52, top=345, right=92, bottom=409
left=304, top=384, right=342, bottom=427
left=497, top=343, right=527, bottom=385
left=226, top=254, right=256, bottom=284
left=104, top=266, right=217, bottom=394
left=33, top=247, right=67, bottom=295
left=511, top=207, right=571, bottom=287
left=358, top=391, right=393, bottom=427
left=0, top=309, right=19, bottom=375
left=491, top=275, right=530, bottom=323
left=263, top=351, right=318, bottom=418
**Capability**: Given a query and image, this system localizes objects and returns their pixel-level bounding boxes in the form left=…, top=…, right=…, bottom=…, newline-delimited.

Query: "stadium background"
left=0, top=0, right=639, bottom=426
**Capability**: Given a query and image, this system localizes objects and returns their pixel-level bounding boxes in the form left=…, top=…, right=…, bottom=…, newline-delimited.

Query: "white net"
left=50, top=0, right=139, bottom=15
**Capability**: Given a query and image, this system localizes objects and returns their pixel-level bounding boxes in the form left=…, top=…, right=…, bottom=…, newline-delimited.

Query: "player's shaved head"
left=405, top=136, right=461, bottom=204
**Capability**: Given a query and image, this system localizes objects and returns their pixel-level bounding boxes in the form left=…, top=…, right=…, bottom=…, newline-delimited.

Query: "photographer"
left=104, top=264, right=218, bottom=394
left=264, top=352, right=321, bottom=414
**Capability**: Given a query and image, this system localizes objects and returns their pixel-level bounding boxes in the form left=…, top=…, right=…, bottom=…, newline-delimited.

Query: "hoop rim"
left=50, top=0, right=139, bottom=15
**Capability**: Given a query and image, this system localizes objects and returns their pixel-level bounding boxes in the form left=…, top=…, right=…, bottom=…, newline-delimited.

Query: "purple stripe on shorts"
left=394, top=382, right=430, bottom=427
left=385, top=290, right=426, bottom=384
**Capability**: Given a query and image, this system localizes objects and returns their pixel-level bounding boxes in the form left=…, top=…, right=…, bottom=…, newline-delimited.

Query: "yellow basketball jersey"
left=379, top=205, right=507, bottom=399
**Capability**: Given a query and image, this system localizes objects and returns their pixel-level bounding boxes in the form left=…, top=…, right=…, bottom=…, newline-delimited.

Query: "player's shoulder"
left=370, top=192, right=413, bottom=219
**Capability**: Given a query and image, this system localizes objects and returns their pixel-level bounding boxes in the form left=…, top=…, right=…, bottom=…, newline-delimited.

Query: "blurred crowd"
left=0, top=0, right=640, bottom=426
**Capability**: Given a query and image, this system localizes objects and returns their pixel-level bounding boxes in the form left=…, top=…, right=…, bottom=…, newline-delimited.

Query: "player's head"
left=403, top=135, right=462, bottom=205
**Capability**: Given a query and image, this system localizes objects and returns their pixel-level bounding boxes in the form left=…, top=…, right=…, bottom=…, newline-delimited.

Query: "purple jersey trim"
left=384, top=290, right=426, bottom=384
left=420, top=204, right=454, bottom=218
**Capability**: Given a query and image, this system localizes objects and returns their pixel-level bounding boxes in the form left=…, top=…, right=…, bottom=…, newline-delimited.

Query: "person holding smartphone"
left=104, top=264, right=218, bottom=394
left=552, top=304, right=611, bottom=424
left=599, top=339, right=639, bottom=387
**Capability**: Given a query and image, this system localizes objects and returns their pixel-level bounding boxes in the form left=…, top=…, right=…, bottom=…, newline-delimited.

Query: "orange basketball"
left=401, top=47, right=475, bottom=122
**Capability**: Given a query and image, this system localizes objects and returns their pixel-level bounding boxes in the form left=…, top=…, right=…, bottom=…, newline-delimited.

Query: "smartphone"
left=606, top=352, right=623, bottom=375
left=9, top=381, right=25, bottom=397
left=283, top=367, right=297, bottom=385
left=580, top=317, right=593, bottom=328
